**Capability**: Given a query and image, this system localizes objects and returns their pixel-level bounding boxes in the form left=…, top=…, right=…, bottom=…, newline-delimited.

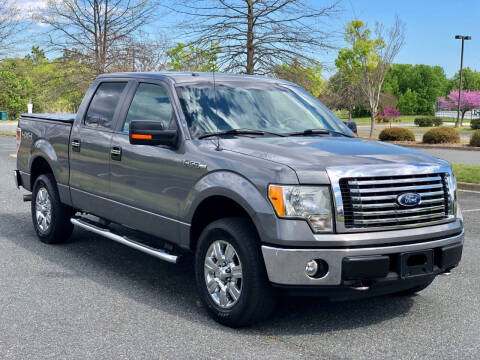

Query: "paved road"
left=413, top=147, right=480, bottom=166
left=1, top=135, right=479, bottom=359
left=0, top=121, right=16, bottom=132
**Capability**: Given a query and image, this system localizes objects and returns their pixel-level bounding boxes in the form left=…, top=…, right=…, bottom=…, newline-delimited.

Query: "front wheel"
left=194, top=217, right=276, bottom=327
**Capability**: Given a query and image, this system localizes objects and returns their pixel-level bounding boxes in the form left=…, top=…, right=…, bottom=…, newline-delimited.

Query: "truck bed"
left=20, top=113, right=75, bottom=123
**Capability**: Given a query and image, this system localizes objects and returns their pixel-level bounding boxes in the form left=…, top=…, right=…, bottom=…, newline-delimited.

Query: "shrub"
left=376, top=115, right=390, bottom=123
left=423, top=127, right=460, bottom=144
left=471, top=119, right=480, bottom=130
left=379, top=127, right=415, bottom=142
left=414, top=117, right=433, bottom=127
left=414, top=117, right=443, bottom=127
left=470, top=130, right=480, bottom=147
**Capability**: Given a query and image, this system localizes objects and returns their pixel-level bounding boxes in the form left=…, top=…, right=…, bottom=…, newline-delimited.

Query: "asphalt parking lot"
left=0, top=135, right=479, bottom=359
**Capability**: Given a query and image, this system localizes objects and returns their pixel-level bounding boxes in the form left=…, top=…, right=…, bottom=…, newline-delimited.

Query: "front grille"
left=340, top=173, right=450, bottom=230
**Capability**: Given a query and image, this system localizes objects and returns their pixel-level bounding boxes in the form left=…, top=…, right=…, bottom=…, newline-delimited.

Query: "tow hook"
left=441, top=268, right=454, bottom=276
left=350, top=282, right=370, bottom=291
left=23, top=194, right=32, bottom=202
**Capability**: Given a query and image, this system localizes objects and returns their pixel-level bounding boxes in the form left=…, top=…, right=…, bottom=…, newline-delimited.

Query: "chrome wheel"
left=204, top=240, right=243, bottom=309
left=35, top=187, right=52, bottom=233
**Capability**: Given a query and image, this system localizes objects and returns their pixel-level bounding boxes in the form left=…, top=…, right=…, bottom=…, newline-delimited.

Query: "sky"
left=334, top=0, right=480, bottom=77
left=13, top=0, right=480, bottom=78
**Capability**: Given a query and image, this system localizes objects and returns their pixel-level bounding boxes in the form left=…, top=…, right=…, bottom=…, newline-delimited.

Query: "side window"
left=85, top=82, right=127, bottom=130
left=123, top=83, right=174, bottom=133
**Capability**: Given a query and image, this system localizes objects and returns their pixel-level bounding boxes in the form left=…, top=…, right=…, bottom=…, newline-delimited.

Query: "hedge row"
left=414, top=117, right=443, bottom=127
left=379, top=127, right=480, bottom=147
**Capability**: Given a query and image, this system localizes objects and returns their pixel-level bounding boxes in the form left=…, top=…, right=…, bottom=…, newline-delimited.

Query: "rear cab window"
left=85, top=82, right=127, bottom=130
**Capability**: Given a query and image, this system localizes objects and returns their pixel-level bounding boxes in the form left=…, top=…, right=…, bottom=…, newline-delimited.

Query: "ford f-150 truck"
left=14, top=72, right=464, bottom=327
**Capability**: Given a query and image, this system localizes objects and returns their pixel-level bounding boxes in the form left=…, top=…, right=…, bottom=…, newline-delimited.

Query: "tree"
left=0, top=61, right=30, bottom=120
left=448, top=67, right=480, bottom=92
left=383, top=64, right=448, bottom=115
left=37, top=0, right=158, bottom=74
left=397, top=88, right=419, bottom=115
left=335, top=18, right=405, bottom=137
left=438, top=90, right=480, bottom=127
left=167, top=42, right=220, bottom=72
left=321, top=71, right=366, bottom=120
left=165, top=0, right=339, bottom=75
left=273, top=59, right=323, bottom=97
left=0, top=0, right=22, bottom=58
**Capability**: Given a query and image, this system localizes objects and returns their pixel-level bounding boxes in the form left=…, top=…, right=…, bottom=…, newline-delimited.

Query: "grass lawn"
left=0, top=131, right=15, bottom=136
left=404, top=126, right=473, bottom=132
left=452, top=164, right=480, bottom=184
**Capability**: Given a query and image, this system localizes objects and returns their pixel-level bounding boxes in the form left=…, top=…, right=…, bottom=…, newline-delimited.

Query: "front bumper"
left=261, top=230, right=464, bottom=286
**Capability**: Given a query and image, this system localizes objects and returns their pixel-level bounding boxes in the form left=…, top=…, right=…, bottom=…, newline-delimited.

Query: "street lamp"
left=454, top=35, right=471, bottom=127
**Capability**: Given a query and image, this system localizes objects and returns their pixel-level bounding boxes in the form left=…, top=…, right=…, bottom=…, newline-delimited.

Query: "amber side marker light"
left=131, top=134, right=152, bottom=140
left=268, top=185, right=285, bottom=216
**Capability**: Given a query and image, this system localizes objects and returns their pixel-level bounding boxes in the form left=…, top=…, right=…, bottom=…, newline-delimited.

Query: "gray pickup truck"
left=14, top=72, right=464, bottom=327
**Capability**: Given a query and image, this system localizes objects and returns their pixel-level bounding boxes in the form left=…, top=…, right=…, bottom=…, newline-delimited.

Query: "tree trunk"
left=246, top=0, right=254, bottom=74
left=460, top=110, right=467, bottom=127
left=348, top=108, right=352, bottom=121
left=369, top=111, right=376, bottom=138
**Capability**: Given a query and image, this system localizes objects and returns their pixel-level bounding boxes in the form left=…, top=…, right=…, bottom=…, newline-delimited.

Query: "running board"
left=70, top=218, right=179, bottom=264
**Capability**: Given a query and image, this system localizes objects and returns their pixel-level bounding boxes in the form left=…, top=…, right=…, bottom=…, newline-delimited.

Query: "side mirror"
left=129, top=120, right=178, bottom=147
left=343, top=120, right=358, bottom=136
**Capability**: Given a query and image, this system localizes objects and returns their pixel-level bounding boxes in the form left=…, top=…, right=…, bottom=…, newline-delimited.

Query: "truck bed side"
left=17, top=115, right=74, bottom=206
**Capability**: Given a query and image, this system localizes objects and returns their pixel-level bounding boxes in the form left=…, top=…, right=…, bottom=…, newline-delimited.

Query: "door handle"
left=111, top=146, right=122, bottom=161
left=71, top=139, right=81, bottom=152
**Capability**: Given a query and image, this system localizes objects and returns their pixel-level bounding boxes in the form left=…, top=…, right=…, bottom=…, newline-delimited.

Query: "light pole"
left=455, top=35, right=471, bottom=127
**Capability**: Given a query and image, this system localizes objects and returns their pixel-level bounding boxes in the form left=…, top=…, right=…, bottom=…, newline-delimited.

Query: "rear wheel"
left=32, top=174, right=74, bottom=244
left=195, top=217, right=276, bottom=327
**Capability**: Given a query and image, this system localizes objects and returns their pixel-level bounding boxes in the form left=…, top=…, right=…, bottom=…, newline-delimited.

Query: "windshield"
left=175, top=80, right=352, bottom=139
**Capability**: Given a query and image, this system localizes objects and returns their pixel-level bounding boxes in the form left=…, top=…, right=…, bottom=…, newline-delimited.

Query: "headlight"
left=268, top=185, right=333, bottom=232
left=446, top=171, right=457, bottom=216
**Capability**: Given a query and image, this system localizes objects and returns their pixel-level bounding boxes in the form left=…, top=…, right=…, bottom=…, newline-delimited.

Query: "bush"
left=379, top=127, right=416, bottom=142
left=423, top=127, right=460, bottom=144
left=470, top=130, right=480, bottom=147
left=376, top=115, right=390, bottom=123
left=414, top=117, right=443, bottom=127
left=414, top=117, right=433, bottom=127
left=471, top=119, right=480, bottom=130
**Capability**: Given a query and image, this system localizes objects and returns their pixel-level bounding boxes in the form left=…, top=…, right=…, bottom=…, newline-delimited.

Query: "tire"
left=31, top=174, right=74, bottom=244
left=194, top=217, right=276, bottom=327
left=395, top=278, right=434, bottom=296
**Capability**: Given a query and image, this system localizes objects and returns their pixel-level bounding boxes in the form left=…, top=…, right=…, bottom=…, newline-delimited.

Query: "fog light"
left=305, top=260, right=319, bottom=277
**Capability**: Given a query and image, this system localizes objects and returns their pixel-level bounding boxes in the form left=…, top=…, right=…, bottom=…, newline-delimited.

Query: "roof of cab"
left=97, top=71, right=286, bottom=85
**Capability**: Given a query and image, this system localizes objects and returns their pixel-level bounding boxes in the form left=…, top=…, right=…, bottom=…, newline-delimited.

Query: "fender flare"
left=182, top=170, right=274, bottom=224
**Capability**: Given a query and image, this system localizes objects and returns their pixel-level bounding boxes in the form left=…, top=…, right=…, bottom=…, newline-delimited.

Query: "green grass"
left=346, top=115, right=423, bottom=124
left=0, top=130, right=15, bottom=136
left=452, top=164, right=480, bottom=184
left=404, top=126, right=473, bottom=132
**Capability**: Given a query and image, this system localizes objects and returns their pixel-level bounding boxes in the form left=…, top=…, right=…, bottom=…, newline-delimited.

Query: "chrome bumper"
left=261, top=230, right=464, bottom=286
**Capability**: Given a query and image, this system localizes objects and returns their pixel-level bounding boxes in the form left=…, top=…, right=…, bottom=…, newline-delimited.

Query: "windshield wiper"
left=198, top=128, right=285, bottom=139
left=287, top=129, right=354, bottom=138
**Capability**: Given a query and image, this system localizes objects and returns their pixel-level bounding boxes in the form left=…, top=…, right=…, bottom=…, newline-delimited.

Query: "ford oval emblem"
left=397, top=193, right=421, bottom=207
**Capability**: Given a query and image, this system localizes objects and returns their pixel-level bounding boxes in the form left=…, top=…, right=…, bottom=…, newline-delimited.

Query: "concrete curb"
left=393, top=143, right=480, bottom=151
left=458, top=182, right=480, bottom=192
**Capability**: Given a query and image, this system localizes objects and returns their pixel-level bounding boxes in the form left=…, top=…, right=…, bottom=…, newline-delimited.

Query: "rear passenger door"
left=108, top=81, right=185, bottom=242
left=70, top=81, right=129, bottom=218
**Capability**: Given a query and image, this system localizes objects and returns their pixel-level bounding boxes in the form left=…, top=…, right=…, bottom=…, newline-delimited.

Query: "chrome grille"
left=340, top=173, right=450, bottom=229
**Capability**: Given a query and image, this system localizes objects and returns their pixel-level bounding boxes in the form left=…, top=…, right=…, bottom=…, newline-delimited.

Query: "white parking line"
left=463, top=208, right=480, bottom=213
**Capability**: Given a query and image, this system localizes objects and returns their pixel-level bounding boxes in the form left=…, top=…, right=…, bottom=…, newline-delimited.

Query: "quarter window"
left=85, top=82, right=127, bottom=130
left=123, top=83, right=174, bottom=133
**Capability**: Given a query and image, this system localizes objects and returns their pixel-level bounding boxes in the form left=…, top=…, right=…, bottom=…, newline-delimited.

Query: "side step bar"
left=71, top=218, right=179, bottom=264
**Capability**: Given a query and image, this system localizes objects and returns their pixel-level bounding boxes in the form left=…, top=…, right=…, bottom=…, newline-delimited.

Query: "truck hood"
left=220, top=136, right=447, bottom=183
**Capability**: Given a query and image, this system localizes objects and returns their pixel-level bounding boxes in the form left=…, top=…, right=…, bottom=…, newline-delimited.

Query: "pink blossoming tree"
left=439, top=90, right=480, bottom=127
left=379, top=106, right=401, bottom=127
